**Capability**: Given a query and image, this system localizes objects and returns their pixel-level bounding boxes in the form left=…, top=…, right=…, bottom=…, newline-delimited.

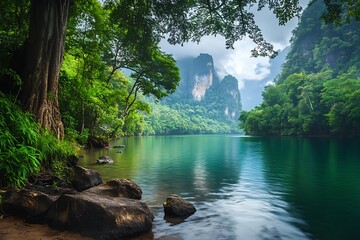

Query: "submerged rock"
left=71, top=165, right=103, bottom=191
left=96, top=155, right=114, bottom=164
left=163, top=194, right=196, bottom=219
left=45, top=192, right=154, bottom=239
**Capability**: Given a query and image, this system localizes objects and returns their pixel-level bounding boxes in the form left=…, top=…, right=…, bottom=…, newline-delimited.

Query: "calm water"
left=79, top=135, right=360, bottom=240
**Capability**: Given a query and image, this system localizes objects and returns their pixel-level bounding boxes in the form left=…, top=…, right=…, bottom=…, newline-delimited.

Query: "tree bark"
left=21, top=0, right=70, bottom=139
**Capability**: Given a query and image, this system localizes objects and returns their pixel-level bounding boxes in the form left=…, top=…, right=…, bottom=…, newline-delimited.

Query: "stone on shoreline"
left=0, top=166, right=154, bottom=239
left=71, top=165, right=103, bottom=191
left=45, top=193, right=154, bottom=239
left=1, top=189, right=56, bottom=218
left=163, top=194, right=196, bottom=219
left=84, top=178, right=142, bottom=200
left=86, top=136, right=109, bottom=148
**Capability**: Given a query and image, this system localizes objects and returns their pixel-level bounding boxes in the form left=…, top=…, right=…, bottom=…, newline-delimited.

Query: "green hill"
left=240, top=1, right=360, bottom=137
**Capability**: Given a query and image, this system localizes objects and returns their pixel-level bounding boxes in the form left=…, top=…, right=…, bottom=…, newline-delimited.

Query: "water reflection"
left=260, top=137, right=360, bottom=240
left=79, top=135, right=360, bottom=240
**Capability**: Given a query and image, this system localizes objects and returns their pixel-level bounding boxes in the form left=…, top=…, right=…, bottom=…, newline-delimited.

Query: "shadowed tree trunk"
left=21, top=0, right=70, bottom=139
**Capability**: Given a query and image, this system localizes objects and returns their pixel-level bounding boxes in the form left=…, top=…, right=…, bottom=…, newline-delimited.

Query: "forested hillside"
left=144, top=54, right=242, bottom=135
left=240, top=1, right=360, bottom=137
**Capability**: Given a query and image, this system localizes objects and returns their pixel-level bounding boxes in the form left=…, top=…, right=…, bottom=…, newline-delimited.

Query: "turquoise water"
left=79, top=135, right=360, bottom=240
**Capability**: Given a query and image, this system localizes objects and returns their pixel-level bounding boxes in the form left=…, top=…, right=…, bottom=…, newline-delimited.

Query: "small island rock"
left=163, top=194, right=196, bottom=218
left=96, top=155, right=114, bottom=164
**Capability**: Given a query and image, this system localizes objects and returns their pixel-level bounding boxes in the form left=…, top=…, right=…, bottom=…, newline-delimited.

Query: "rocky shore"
left=0, top=165, right=196, bottom=239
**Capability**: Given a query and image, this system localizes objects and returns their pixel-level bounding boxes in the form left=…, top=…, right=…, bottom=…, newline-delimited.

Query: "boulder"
left=86, top=136, right=109, bottom=148
left=45, top=193, right=154, bottom=239
left=1, top=166, right=154, bottom=239
left=1, top=189, right=56, bottom=217
left=113, top=145, right=125, bottom=148
left=84, top=179, right=142, bottom=200
left=96, top=155, right=114, bottom=164
left=163, top=194, right=196, bottom=218
left=67, top=155, right=79, bottom=167
left=28, top=171, right=69, bottom=188
left=71, top=165, right=102, bottom=191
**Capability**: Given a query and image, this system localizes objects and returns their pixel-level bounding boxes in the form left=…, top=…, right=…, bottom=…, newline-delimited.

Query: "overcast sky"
left=160, top=1, right=309, bottom=89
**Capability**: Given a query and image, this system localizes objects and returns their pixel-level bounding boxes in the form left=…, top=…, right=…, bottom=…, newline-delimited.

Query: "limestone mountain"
left=172, top=53, right=241, bottom=120
left=176, top=53, right=219, bottom=101
left=143, top=53, right=242, bottom=135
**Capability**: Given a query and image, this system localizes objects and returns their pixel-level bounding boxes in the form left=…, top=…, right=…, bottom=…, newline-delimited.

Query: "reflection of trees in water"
left=259, top=137, right=360, bottom=240
left=138, top=136, right=243, bottom=200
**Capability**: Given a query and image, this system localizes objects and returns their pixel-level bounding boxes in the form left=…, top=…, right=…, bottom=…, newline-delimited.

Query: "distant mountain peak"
left=146, top=53, right=242, bottom=134
left=173, top=53, right=242, bottom=120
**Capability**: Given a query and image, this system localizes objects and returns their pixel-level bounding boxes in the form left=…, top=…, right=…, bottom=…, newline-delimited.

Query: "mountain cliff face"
left=176, top=53, right=219, bottom=100
left=186, top=54, right=216, bottom=100
left=144, top=53, right=242, bottom=135
left=218, top=75, right=241, bottom=119
left=175, top=53, right=241, bottom=120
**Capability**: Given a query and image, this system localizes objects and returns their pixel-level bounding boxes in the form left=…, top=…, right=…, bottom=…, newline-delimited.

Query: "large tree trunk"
left=21, top=0, right=70, bottom=139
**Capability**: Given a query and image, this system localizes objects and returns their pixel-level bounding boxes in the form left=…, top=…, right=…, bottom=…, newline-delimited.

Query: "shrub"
left=0, top=93, right=75, bottom=188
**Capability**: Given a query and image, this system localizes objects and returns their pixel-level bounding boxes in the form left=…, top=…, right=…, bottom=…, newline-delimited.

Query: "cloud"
left=159, top=1, right=308, bottom=89
left=160, top=37, right=273, bottom=89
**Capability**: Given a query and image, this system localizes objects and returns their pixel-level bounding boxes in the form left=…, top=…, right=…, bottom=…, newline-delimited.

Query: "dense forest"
left=0, top=0, right=303, bottom=187
left=0, top=0, right=358, bottom=188
left=239, top=1, right=360, bottom=137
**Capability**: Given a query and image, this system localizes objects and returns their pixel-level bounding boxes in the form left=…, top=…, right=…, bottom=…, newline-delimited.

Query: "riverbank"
left=0, top=216, right=91, bottom=240
left=0, top=165, right=156, bottom=239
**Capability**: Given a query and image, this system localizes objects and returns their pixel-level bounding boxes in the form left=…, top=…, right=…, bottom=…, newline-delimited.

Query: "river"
left=79, top=135, right=360, bottom=240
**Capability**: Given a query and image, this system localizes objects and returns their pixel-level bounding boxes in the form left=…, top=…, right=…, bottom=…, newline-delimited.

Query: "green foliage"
left=322, top=69, right=360, bottom=135
left=280, top=1, right=360, bottom=82
left=240, top=69, right=360, bottom=137
left=0, top=93, right=75, bottom=188
left=240, top=2, right=360, bottom=137
left=0, top=93, right=41, bottom=187
left=0, top=0, right=29, bottom=61
left=144, top=100, right=238, bottom=135
left=128, top=48, right=180, bottom=99
left=59, top=1, right=180, bottom=140
left=318, top=0, right=360, bottom=23
left=152, top=0, right=302, bottom=57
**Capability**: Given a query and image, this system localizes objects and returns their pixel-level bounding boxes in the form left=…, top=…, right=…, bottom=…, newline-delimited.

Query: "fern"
left=0, top=92, right=75, bottom=188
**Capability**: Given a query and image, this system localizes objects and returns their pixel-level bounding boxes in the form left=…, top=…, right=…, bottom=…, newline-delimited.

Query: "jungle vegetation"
left=1, top=0, right=357, bottom=187
left=239, top=1, right=360, bottom=137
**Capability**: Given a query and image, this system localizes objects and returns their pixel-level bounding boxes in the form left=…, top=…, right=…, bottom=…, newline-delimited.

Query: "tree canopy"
left=1, top=0, right=359, bottom=139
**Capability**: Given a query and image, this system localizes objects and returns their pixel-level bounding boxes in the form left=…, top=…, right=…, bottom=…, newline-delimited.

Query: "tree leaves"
left=152, top=0, right=302, bottom=57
